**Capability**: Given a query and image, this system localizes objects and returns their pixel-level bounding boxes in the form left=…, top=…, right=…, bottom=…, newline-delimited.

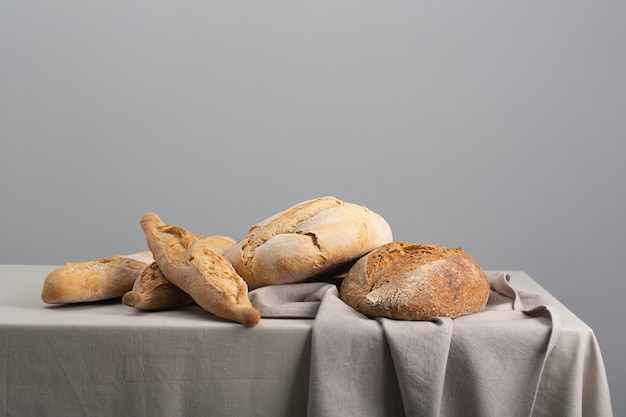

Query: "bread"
left=199, top=235, right=236, bottom=255
left=140, top=212, right=260, bottom=326
left=339, top=242, right=490, bottom=320
left=224, top=197, right=393, bottom=290
left=122, top=235, right=236, bottom=311
left=41, top=251, right=154, bottom=304
left=122, top=262, right=194, bottom=311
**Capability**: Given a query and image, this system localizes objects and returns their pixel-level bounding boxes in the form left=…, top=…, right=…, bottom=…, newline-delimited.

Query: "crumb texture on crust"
left=364, top=242, right=462, bottom=289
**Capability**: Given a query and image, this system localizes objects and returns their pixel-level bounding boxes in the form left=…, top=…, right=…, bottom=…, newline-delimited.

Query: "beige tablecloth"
left=0, top=266, right=614, bottom=417
left=251, top=272, right=561, bottom=417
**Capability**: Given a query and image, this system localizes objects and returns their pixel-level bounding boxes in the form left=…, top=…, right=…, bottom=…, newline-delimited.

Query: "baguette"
left=140, top=212, right=260, bottom=326
left=224, top=197, right=393, bottom=289
left=339, top=242, right=490, bottom=320
left=122, top=262, right=194, bottom=311
left=41, top=251, right=153, bottom=304
left=122, top=235, right=236, bottom=311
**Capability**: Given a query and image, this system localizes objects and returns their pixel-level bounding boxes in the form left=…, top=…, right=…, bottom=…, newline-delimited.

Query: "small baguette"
left=41, top=251, right=154, bottom=304
left=122, top=262, right=194, bottom=311
left=140, top=212, right=260, bottom=326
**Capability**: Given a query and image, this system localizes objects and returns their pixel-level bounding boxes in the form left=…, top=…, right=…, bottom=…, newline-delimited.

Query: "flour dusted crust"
left=140, top=213, right=260, bottom=326
left=339, top=242, right=490, bottom=320
left=224, top=197, right=394, bottom=290
left=41, top=251, right=154, bottom=304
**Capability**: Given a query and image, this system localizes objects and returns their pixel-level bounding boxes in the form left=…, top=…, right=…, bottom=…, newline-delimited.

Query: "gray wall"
left=2, top=1, right=623, bottom=414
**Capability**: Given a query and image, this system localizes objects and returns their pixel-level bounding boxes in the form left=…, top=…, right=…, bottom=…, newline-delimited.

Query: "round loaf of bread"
left=224, top=197, right=393, bottom=290
left=339, top=242, right=490, bottom=320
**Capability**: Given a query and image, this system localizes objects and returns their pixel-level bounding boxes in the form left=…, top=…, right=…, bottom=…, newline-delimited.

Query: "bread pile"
left=41, top=196, right=490, bottom=325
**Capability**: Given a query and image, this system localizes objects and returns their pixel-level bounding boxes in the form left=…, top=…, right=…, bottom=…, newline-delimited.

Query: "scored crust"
left=339, top=242, right=490, bottom=320
left=224, top=197, right=393, bottom=289
left=140, top=213, right=260, bottom=326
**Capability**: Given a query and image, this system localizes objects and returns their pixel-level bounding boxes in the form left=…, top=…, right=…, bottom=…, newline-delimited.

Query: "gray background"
left=1, top=1, right=623, bottom=414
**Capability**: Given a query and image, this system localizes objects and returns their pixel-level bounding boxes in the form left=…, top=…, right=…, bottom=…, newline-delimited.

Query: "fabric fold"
left=307, top=286, right=405, bottom=417
left=381, top=317, right=453, bottom=417
left=249, top=282, right=334, bottom=318
left=249, top=272, right=561, bottom=417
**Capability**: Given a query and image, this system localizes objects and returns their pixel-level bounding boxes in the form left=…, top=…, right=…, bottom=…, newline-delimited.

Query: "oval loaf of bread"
left=339, top=242, right=490, bottom=320
left=224, top=197, right=393, bottom=290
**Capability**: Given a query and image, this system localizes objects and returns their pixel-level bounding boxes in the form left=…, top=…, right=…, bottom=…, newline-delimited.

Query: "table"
left=0, top=265, right=613, bottom=417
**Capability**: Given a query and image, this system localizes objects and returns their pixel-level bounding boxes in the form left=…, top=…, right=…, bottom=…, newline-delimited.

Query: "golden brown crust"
left=122, top=262, right=194, bottom=311
left=122, top=235, right=237, bottom=311
left=41, top=252, right=153, bottom=304
left=140, top=213, right=260, bottom=326
left=200, top=235, right=236, bottom=255
left=224, top=197, right=393, bottom=289
left=339, top=242, right=490, bottom=320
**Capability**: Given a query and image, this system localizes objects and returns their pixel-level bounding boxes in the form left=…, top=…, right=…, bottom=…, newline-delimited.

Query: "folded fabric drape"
left=249, top=272, right=562, bottom=417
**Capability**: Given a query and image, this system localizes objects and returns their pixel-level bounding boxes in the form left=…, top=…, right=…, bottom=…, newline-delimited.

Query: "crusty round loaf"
left=224, top=197, right=393, bottom=290
left=339, top=242, right=490, bottom=320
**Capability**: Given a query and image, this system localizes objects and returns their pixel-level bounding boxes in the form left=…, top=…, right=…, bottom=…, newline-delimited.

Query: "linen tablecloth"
left=0, top=266, right=613, bottom=417
left=250, top=272, right=562, bottom=417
